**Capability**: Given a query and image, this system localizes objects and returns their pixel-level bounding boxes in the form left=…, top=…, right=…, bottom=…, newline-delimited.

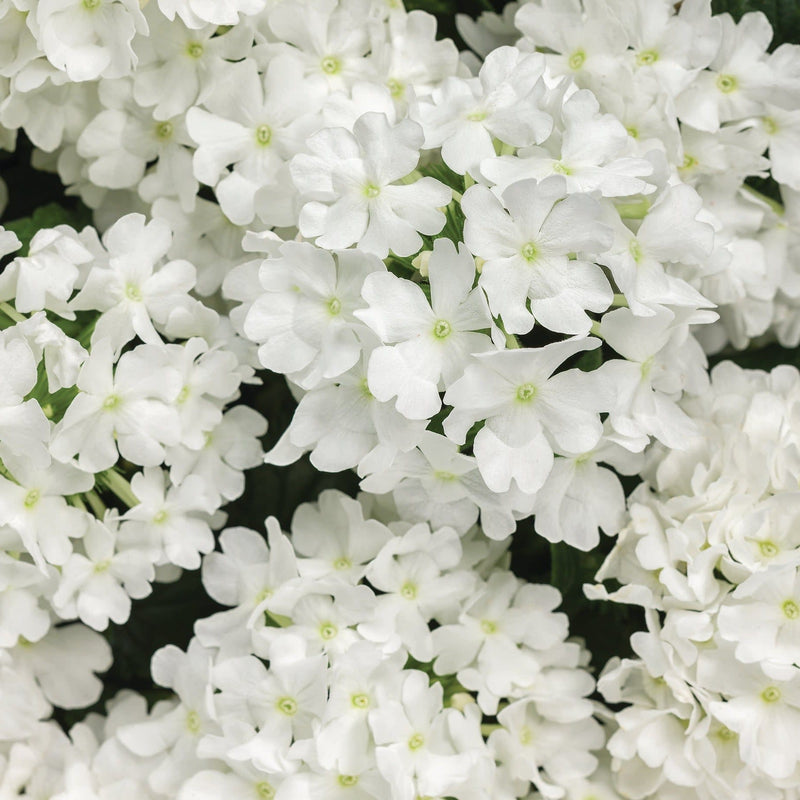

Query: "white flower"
left=70, top=214, right=197, bottom=353
left=243, top=241, right=382, bottom=389
left=443, top=337, right=606, bottom=494
left=291, top=111, right=451, bottom=257
left=50, top=339, right=182, bottom=473
left=357, top=238, right=495, bottom=420
left=414, top=46, right=552, bottom=175
left=462, top=176, right=613, bottom=335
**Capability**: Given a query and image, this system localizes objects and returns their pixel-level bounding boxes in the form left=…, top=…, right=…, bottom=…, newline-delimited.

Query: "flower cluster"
left=6, top=490, right=606, bottom=800
left=0, top=212, right=265, bottom=731
left=589, top=361, right=800, bottom=797
left=461, top=0, right=800, bottom=351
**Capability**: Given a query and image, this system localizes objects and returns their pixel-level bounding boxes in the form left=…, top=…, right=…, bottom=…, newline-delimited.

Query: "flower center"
left=432, top=319, right=452, bottom=339
left=351, top=692, right=370, bottom=709
left=255, top=124, right=272, bottom=146
left=82, top=0, right=101, bottom=9
left=552, top=161, right=572, bottom=175
left=176, top=385, right=190, bottom=404
left=155, top=121, right=174, bottom=141
left=761, top=686, right=781, bottom=703
left=636, top=49, right=659, bottom=66
left=276, top=696, right=298, bottom=716
left=629, top=239, right=644, bottom=263
left=185, top=709, right=201, bottom=733
left=520, top=241, right=538, bottom=262
left=333, top=556, right=351, bottom=570
left=626, top=126, right=639, bottom=139
left=467, top=109, right=487, bottom=122
left=408, top=732, right=425, bottom=750
left=400, top=581, right=418, bottom=600
left=518, top=725, right=533, bottom=745
left=783, top=599, right=800, bottom=619
left=125, top=282, right=142, bottom=301
left=480, top=619, right=497, bottom=635
left=763, top=116, right=779, bottom=135
left=568, top=49, right=586, bottom=70
left=102, top=394, right=121, bottom=411
left=716, top=73, right=738, bottom=93
left=386, top=77, right=405, bottom=98
left=153, top=509, right=169, bottom=525
left=716, top=725, right=737, bottom=741
left=337, top=775, right=359, bottom=787
left=186, top=41, right=204, bottom=59
left=327, top=297, right=342, bottom=316
left=255, top=782, right=275, bottom=799
left=321, top=55, right=342, bottom=75
left=680, top=154, right=697, bottom=170
left=319, top=622, right=338, bottom=640
left=93, top=559, right=111, bottom=573
left=23, top=489, right=40, bottom=509
left=515, top=383, right=537, bottom=403
left=363, top=182, right=381, bottom=199
left=758, top=540, right=778, bottom=557
left=434, top=470, right=457, bottom=482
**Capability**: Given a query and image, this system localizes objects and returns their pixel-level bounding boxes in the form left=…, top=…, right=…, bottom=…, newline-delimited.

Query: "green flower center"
left=321, top=55, right=342, bottom=75
left=629, top=239, right=644, bottom=263
left=387, top=78, right=405, bottom=98
left=327, top=297, right=342, bottom=316
left=716, top=73, right=738, bottom=93
left=400, top=581, right=418, bottom=600
left=255, top=782, right=275, bottom=799
left=552, top=161, right=572, bottom=175
left=155, top=121, right=174, bottom=141
left=337, top=775, right=359, bottom=788
left=176, top=385, right=190, bottom=404
left=782, top=599, right=800, bottom=619
left=185, top=709, right=201, bottom=733
left=763, top=116, right=779, bottom=135
left=759, top=540, right=779, bottom=557
left=636, top=49, right=659, bottom=66
left=153, top=509, right=169, bottom=525
left=518, top=725, right=533, bottom=745
left=125, top=283, right=142, bottom=301
left=515, top=383, right=537, bottom=403
left=717, top=725, right=737, bottom=741
left=319, top=622, right=338, bottom=640
left=93, top=559, right=111, bottom=573
left=186, top=41, right=204, bottom=59
left=626, top=126, right=639, bottom=139
left=480, top=619, right=497, bottom=635
left=433, top=319, right=452, bottom=339
left=467, top=109, right=487, bottom=122
left=520, top=241, right=538, bottom=262
left=255, top=124, right=272, bottom=146
left=680, top=154, right=698, bottom=170
left=408, top=732, right=425, bottom=750
left=82, top=0, right=101, bottom=9
left=761, top=686, right=781, bottom=703
left=102, top=394, right=121, bottom=411
left=276, top=696, right=298, bottom=716
left=568, top=49, right=586, bottom=70
left=363, top=182, right=381, bottom=199
left=434, top=470, right=457, bottom=482
left=333, top=556, right=351, bottom=570
left=23, top=489, right=40, bottom=509
left=351, top=692, right=370, bottom=709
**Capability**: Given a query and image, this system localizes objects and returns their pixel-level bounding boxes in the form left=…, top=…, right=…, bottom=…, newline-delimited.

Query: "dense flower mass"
left=1, top=0, right=800, bottom=798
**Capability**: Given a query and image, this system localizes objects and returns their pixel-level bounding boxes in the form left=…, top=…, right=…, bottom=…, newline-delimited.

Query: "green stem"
left=67, top=494, right=88, bottom=512
left=590, top=320, right=603, bottom=337
left=84, top=490, right=107, bottom=517
left=400, top=170, right=424, bottom=185
left=97, top=469, right=139, bottom=508
left=480, top=723, right=502, bottom=736
left=0, top=302, right=24, bottom=323
left=742, top=184, right=784, bottom=217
